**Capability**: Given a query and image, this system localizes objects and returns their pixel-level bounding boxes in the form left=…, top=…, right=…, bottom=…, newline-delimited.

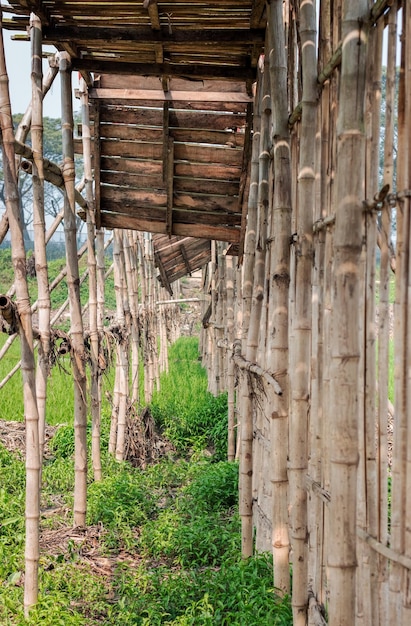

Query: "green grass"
left=0, top=336, right=292, bottom=625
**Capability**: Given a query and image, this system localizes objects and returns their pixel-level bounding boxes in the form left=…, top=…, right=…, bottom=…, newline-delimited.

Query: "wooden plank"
left=100, top=170, right=165, bottom=189
left=97, top=107, right=246, bottom=131
left=180, top=244, right=192, bottom=275
left=100, top=124, right=164, bottom=142
left=98, top=75, right=252, bottom=93
left=99, top=123, right=245, bottom=148
left=100, top=212, right=241, bottom=243
left=42, top=26, right=265, bottom=46
left=162, top=101, right=170, bottom=182
left=146, top=0, right=160, bottom=31
left=100, top=156, right=163, bottom=176
left=89, top=88, right=253, bottom=104
left=154, top=251, right=173, bottom=295
left=101, top=140, right=163, bottom=159
left=175, top=162, right=241, bottom=181
left=173, top=192, right=239, bottom=214
left=94, top=103, right=102, bottom=228
left=101, top=185, right=167, bottom=207
left=173, top=177, right=239, bottom=196
left=250, top=0, right=267, bottom=29
left=100, top=159, right=242, bottom=183
left=165, top=137, right=174, bottom=236
left=174, top=143, right=243, bottom=166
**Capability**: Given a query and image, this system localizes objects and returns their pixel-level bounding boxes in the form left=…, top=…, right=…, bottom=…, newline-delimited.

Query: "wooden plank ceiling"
left=5, top=1, right=266, bottom=284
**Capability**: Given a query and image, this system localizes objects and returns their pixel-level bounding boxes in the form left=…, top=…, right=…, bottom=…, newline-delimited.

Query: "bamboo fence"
left=0, top=1, right=410, bottom=622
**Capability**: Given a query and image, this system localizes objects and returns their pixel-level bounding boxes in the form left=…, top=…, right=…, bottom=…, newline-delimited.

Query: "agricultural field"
left=0, top=336, right=292, bottom=625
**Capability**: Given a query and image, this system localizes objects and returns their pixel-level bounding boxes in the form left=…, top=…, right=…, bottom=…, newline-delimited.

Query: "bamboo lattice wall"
left=0, top=0, right=409, bottom=623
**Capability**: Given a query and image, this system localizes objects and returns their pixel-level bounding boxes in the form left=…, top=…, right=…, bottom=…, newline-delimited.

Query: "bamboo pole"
left=226, top=253, right=236, bottom=460
left=266, top=0, right=292, bottom=596
left=377, top=6, right=397, bottom=624
left=123, top=230, right=140, bottom=404
left=239, top=63, right=268, bottom=558
left=288, top=2, right=317, bottom=621
left=328, top=2, right=368, bottom=623
left=30, top=13, right=51, bottom=471
left=112, top=229, right=129, bottom=462
left=80, top=77, right=102, bottom=481
left=59, top=52, right=87, bottom=527
left=0, top=12, right=40, bottom=614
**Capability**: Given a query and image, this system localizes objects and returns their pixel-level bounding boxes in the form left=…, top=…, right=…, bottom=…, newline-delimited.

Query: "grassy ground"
left=0, top=337, right=292, bottom=625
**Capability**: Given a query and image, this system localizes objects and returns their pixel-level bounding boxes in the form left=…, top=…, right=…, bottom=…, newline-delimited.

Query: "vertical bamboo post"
left=112, top=229, right=129, bottom=461
left=239, top=64, right=268, bottom=558
left=123, top=230, right=140, bottom=404
left=80, top=78, right=101, bottom=481
left=328, top=2, right=368, bottom=623
left=59, top=52, right=87, bottom=527
left=30, top=13, right=51, bottom=469
left=288, top=2, right=317, bottom=621
left=378, top=6, right=397, bottom=624
left=226, top=253, right=236, bottom=460
left=266, top=0, right=292, bottom=595
left=0, top=11, right=40, bottom=614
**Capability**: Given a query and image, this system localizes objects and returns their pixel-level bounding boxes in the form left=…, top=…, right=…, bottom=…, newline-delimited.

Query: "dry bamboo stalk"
left=0, top=14, right=40, bottom=614
left=328, top=2, right=368, bottom=623
left=244, top=59, right=271, bottom=556
left=266, top=0, right=292, bottom=596
left=216, top=242, right=225, bottom=393
left=226, top=253, right=236, bottom=461
left=401, top=6, right=411, bottom=622
left=112, top=229, right=129, bottom=461
left=389, top=4, right=407, bottom=618
left=377, top=5, right=397, bottom=624
left=30, top=13, right=51, bottom=472
left=80, top=77, right=102, bottom=481
left=59, top=52, right=88, bottom=528
left=356, top=17, right=383, bottom=625
left=288, top=2, right=317, bottom=621
left=123, top=230, right=140, bottom=404
left=239, top=63, right=269, bottom=558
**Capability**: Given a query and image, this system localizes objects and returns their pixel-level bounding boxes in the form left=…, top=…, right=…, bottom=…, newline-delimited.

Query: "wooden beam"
left=93, top=103, right=102, bottom=228
left=154, top=251, right=173, bottom=295
left=250, top=0, right=266, bottom=29
left=166, top=137, right=174, bottom=237
left=162, top=101, right=170, bottom=182
left=144, top=0, right=160, bottom=31
left=89, top=88, right=253, bottom=104
left=42, top=26, right=265, bottom=45
left=73, top=59, right=257, bottom=81
left=180, top=244, right=192, bottom=275
left=101, top=213, right=241, bottom=243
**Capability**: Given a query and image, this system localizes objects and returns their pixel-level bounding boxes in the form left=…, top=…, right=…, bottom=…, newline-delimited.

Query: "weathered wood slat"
left=100, top=212, right=241, bottom=243
left=99, top=123, right=245, bottom=148
left=101, top=185, right=240, bottom=214
left=89, top=89, right=252, bottom=104
left=43, top=26, right=264, bottom=46
left=101, top=185, right=167, bottom=207
left=96, top=107, right=246, bottom=130
left=174, top=143, right=243, bottom=166
left=100, top=156, right=163, bottom=177
left=100, top=140, right=163, bottom=160
left=100, top=170, right=165, bottom=189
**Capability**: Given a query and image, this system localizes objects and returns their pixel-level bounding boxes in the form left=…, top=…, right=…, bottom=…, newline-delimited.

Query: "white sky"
left=2, top=31, right=81, bottom=118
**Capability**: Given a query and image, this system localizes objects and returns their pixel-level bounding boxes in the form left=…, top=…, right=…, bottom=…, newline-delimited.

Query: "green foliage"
left=150, top=338, right=228, bottom=459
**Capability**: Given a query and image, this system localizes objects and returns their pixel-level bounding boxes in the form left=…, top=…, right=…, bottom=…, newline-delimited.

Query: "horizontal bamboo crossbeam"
left=357, top=528, right=411, bottom=571
left=14, top=141, right=87, bottom=209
